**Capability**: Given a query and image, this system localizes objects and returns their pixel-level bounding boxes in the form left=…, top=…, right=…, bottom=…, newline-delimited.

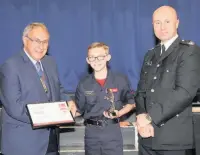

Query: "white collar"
left=161, top=34, right=179, bottom=51
left=24, top=50, right=43, bottom=70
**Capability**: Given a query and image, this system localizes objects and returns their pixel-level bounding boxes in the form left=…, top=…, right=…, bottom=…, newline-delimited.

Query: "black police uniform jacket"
left=135, top=37, right=200, bottom=150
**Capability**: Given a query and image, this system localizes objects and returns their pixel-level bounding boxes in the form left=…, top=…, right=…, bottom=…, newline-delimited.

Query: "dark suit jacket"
left=0, top=51, right=70, bottom=155
left=135, top=38, right=200, bottom=150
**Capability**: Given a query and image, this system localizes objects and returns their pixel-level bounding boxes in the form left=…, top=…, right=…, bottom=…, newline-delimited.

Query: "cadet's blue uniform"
left=75, top=70, right=135, bottom=155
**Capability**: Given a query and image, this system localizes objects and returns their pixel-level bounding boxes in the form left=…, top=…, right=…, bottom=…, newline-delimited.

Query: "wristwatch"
left=146, top=114, right=152, bottom=122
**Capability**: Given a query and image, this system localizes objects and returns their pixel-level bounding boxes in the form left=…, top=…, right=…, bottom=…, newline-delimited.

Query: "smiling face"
left=87, top=47, right=111, bottom=72
left=153, top=6, right=179, bottom=43
left=23, top=26, right=49, bottom=61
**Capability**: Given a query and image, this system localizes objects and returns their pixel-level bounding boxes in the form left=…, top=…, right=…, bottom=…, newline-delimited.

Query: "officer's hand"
left=136, top=113, right=151, bottom=128
left=68, top=100, right=77, bottom=117
left=103, top=110, right=120, bottom=119
left=137, top=124, right=154, bottom=138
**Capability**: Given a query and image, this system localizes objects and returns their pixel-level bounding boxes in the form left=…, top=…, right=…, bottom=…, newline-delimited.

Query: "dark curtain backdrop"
left=0, top=0, right=200, bottom=92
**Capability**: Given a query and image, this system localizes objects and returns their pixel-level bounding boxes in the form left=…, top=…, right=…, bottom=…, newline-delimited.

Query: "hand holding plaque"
left=26, top=101, right=75, bottom=129
left=104, top=88, right=117, bottom=117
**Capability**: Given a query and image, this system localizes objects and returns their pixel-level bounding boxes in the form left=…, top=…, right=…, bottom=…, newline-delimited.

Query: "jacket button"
left=151, top=89, right=155, bottom=92
left=160, top=123, right=164, bottom=127
left=176, top=114, right=179, bottom=117
left=157, top=64, right=160, bottom=67
left=166, top=70, right=169, bottom=72
left=153, top=76, right=157, bottom=80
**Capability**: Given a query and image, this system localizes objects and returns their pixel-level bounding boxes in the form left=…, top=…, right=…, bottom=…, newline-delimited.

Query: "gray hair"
left=23, top=22, right=49, bottom=37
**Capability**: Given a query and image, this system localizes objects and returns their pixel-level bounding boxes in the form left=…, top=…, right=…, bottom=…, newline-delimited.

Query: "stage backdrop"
left=0, top=0, right=200, bottom=92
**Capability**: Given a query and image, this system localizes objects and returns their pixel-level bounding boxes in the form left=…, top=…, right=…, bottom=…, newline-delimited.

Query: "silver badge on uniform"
left=84, top=91, right=95, bottom=96
left=146, top=61, right=152, bottom=66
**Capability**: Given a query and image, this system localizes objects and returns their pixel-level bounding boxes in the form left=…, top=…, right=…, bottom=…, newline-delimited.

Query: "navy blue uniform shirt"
left=75, top=70, right=135, bottom=119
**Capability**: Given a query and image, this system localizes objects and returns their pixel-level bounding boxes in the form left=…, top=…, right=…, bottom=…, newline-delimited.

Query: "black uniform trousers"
left=139, top=144, right=193, bottom=155
left=193, top=113, right=200, bottom=155
left=84, top=123, right=123, bottom=155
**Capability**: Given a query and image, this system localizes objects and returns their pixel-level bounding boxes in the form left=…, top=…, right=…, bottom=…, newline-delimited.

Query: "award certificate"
left=27, top=101, right=74, bottom=128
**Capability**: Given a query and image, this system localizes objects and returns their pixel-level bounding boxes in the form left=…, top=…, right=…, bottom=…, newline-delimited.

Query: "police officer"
left=135, top=6, right=200, bottom=155
left=75, top=42, right=135, bottom=155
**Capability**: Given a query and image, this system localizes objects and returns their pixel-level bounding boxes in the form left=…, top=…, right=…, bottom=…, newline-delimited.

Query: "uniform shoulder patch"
left=148, top=43, right=160, bottom=51
left=181, top=40, right=195, bottom=46
left=148, top=47, right=154, bottom=51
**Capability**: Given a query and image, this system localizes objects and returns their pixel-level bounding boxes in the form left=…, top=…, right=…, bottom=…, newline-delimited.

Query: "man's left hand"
left=137, top=124, right=154, bottom=138
left=136, top=113, right=151, bottom=128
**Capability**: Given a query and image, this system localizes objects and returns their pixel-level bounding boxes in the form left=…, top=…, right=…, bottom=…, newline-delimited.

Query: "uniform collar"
left=91, top=69, right=110, bottom=80
left=161, top=34, right=179, bottom=51
left=91, top=69, right=113, bottom=87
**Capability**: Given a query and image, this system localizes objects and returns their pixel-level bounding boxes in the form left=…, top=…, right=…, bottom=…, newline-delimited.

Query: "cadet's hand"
left=103, top=110, right=120, bottom=119
left=67, top=100, right=77, bottom=117
left=136, top=113, right=151, bottom=128
left=137, top=124, right=154, bottom=138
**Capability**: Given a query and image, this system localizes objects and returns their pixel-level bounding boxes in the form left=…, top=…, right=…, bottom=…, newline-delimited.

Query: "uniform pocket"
left=86, top=95, right=97, bottom=104
left=159, top=68, right=176, bottom=89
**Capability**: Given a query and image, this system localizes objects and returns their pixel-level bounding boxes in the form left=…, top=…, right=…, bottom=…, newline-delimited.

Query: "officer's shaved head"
left=152, top=6, right=179, bottom=43
left=153, top=6, right=178, bottom=21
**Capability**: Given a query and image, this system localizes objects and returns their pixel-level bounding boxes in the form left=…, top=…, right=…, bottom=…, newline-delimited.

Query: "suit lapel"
left=144, top=45, right=159, bottom=66
left=154, top=45, right=161, bottom=61
left=157, top=37, right=181, bottom=63
left=20, top=51, right=49, bottom=100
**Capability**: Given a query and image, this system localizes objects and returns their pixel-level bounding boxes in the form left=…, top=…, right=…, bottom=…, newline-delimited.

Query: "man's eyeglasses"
left=87, top=55, right=108, bottom=62
left=26, top=36, right=49, bottom=46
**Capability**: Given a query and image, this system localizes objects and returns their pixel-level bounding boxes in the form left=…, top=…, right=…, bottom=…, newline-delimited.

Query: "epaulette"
left=148, top=43, right=160, bottom=51
left=180, top=40, right=195, bottom=46
left=148, top=47, right=154, bottom=51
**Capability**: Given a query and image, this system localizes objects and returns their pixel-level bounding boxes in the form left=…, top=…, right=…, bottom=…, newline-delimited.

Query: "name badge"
left=107, top=88, right=118, bottom=93
left=84, top=91, right=95, bottom=96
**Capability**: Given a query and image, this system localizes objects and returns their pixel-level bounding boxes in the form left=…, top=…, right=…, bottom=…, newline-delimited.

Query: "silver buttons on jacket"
left=151, top=89, right=155, bottom=92
left=160, top=123, right=165, bottom=127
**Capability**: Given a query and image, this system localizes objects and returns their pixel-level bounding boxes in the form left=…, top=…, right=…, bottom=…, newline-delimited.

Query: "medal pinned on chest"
left=104, top=88, right=118, bottom=117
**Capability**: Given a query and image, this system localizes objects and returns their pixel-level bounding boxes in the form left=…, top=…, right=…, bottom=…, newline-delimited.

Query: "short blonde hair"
left=88, top=42, right=109, bottom=54
left=23, top=22, right=49, bottom=37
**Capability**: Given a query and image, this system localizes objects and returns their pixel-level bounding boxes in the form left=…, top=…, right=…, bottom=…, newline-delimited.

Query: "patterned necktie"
left=35, top=61, right=48, bottom=93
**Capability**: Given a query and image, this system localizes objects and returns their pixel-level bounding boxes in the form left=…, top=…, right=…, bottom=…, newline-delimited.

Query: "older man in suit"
left=0, top=22, right=75, bottom=155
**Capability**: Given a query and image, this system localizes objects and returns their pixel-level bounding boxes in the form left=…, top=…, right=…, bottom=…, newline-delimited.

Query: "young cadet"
left=75, top=42, right=135, bottom=155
